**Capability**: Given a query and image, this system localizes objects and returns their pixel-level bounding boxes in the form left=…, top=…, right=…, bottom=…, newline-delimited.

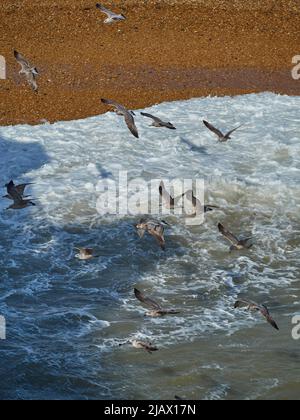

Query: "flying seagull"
left=159, top=181, right=185, bottom=210
left=218, top=223, right=253, bottom=251
left=3, top=182, right=33, bottom=200
left=234, top=300, right=279, bottom=331
left=140, top=112, right=176, bottom=130
left=159, top=182, right=217, bottom=215
left=182, top=190, right=219, bottom=216
left=75, top=248, right=99, bottom=260
left=134, top=288, right=180, bottom=317
left=101, top=98, right=139, bottom=138
left=136, top=218, right=167, bottom=250
left=14, top=50, right=39, bottom=92
left=5, top=180, right=36, bottom=210
left=96, top=3, right=126, bottom=23
left=203, top=120, right=243, bottom=142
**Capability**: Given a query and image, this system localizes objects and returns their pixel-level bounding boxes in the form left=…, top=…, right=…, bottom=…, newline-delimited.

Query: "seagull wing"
left=124, top=111, right=139, bottom=139
left=234, top=300, right=259, bottom=310
left=225, top=125, right=244, bottom=139
left=96, top=3, right=115, bottom=17
left=260, top=305, right=279, bottom=331
left=159, top=181, right=175, bottom=208
left=16, top=183, right=34, bottom=196
left=14, top=50, right=31, bottom=72
left=101, top=98, right=138, bottom=138
left=26, top=71, right=38, bottom=92
left=101, top=98, right=126, bottom=114
left=183, top=190, right=204, bottom=215
left=218, top=223, right=240, bottom=246
left=134, top=288, right=162, bottom=310
left=182, top=190, right=202, bottom=208
left=6, top=181, right=23, bottom=203
left=140, top=112, right=163, bottom=124
left=149, top=225, right=166, bottom=250
left=203, top=120, right=224, bottom=139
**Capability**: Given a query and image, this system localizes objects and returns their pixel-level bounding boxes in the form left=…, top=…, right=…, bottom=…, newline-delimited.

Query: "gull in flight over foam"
left=234, top=300, right=279, bottom=331
left=141, top=112, right=176, bottom=130
left=101, top=98, right=139, bottom=138
left=218, top=223, right=253, bottom=251
left=134, top=288, right=180, bottom=317
left=136, top=218, right=168, bottom=250
left=203, top=120, right=243, bottom=142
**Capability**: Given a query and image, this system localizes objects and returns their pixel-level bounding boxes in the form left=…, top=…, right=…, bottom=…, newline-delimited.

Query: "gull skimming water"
left=234, top=300, right=279, bottom=331
left=134, top=288, right=180, bottom=317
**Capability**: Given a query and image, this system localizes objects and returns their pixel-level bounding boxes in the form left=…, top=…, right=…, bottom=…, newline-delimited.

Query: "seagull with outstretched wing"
left=203, top=120, right=243, bottom=142
left=159, top=181, right=186, bottom=210
left=159, top=182, right=218, bottom=216
left=134, top=288, right=180, bottom=317
left=234, top=300, right=279, bottom=331
left=182, top=190, right=219, bottom=216
left=101, top=98, right=139, bottom=138
left=14, top=50, right=39, bottom=92
left=218, top=223, right=253, bottom=251
left=141, top=112, right=176, bottom=130
left=5, top=180, right=36, bottom=210
left=3, top=182, right=33, bottom=200
left=136, top=218, right=167, bottom=250
left=96, top=3, right=126, bottom=23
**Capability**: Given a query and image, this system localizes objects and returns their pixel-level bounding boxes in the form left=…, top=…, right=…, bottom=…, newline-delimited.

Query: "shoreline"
left=1, top=0, right=300, bottom=126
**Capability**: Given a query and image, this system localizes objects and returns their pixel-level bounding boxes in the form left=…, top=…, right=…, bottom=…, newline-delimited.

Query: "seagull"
left=134, top=288, right=180, bottom=317
left=75, top=248, right=99, bottom=260
left=218, top=223, right=253, bottom=251
left=234, top=300, right=279, bottom=331
left=203, top=120, right=243, bottom=142
left=96, top=3, right=126, bottom=23
left=131, top=340, right=158, bottom=354
left=159, top=182, right=218, bottom=215
left=3, top=182, right=33, bottom=200
left=119, top=339, right=159, bottom=354
left=182, top=190, right=219, bottom=216
left=101, top=98, right=139, bottom=138
left=136, top=218, right=167, bottom=250
left=14, top=50, right=39, bottom=92
left=159, top=181, right=184, bottom=210
left=5, top=181, right=36, bottom=210
left=140, top=113, right=176, bottom=130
